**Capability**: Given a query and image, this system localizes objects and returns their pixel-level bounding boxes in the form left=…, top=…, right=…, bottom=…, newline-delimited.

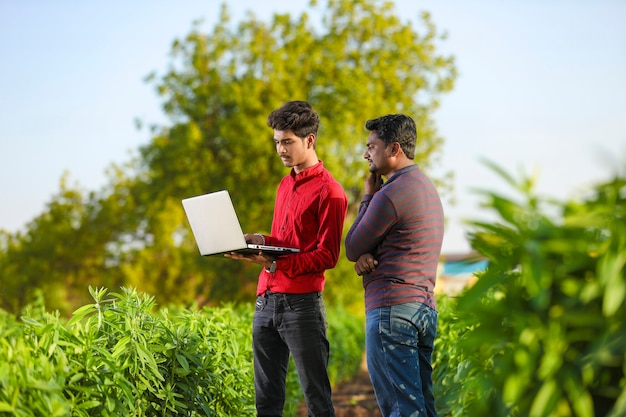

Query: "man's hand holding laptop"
left=224, top=233, right=276, bottom=270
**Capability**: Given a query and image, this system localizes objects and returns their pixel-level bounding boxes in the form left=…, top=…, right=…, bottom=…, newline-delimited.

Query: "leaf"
left=136, top=343, right=164, bottom=381
left=599, top=252, right=626, bottom=316
left=0, top=403, right=14, bottom=412
left=111, top=336, right=131, bottom=358
left=562, top=371, right=594, bottom=417
left=67, top=304, right=96, bottom=326
left=529, top=379, right=558, bottom=417
left=176, top=353, right=190, bottom=373
left=74, top=400, right=101, bottom=410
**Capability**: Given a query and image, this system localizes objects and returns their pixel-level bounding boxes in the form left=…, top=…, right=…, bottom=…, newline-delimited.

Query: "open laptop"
left=182, top=190, right=300, bottom=257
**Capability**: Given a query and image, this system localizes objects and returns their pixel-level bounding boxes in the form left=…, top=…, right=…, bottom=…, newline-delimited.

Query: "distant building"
left=435, top=252, right=488, bottom=296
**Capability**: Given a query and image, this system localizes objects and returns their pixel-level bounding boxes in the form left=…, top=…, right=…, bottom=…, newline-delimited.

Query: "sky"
left=1, top=0, right=625, bottom=254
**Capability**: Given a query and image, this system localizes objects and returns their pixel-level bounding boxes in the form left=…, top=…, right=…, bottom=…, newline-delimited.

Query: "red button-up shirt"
left=256, top=161, right=348, bottom=295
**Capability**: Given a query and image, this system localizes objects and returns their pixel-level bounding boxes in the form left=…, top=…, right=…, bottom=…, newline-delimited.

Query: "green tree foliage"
left=0, top=0, right=455, bottom=315
left=0, top=175, right=126, bottom=313
left=433, top=163, right=626, bottom=417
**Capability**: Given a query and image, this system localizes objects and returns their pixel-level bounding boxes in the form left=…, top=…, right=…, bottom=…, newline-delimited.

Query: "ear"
left=307, top=134, right=316, bottom=148
left=391, top=142, right=401, bottom=156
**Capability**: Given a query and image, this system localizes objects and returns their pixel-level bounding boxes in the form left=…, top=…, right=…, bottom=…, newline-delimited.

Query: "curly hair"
left=267, top=101, right=320, bottom=140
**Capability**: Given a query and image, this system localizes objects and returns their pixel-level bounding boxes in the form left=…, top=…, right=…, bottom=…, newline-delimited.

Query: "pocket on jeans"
left=286, top=296, right=318, bottom=314
left=389, top=305, right=419, bottom=347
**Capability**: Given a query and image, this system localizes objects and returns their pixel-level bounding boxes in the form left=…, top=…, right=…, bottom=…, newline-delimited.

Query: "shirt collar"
left=290, top=160, right=324, bottom=183
left=382, top=164, right=418, bottom=188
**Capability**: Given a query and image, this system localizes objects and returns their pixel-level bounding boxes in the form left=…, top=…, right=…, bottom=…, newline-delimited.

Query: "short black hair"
left=365, top=114, right=416, bottom=159
left=267, top=101, right=320, bottom=139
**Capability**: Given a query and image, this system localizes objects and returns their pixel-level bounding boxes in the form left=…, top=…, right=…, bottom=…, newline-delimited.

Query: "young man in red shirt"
left=227, top=101, right=348, bottom=417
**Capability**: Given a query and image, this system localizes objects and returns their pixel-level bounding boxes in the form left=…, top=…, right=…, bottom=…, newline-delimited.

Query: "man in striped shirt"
left=345, top=114, right=444, bottom=417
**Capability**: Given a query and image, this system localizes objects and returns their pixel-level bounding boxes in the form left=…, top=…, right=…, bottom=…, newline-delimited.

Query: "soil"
left=295, top=356, right=382, bottom=417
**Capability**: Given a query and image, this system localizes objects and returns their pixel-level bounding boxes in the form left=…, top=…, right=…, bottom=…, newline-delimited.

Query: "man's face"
left=363, top=131, right=391, bottom=176
left=274, top=129, right=312, bottom=172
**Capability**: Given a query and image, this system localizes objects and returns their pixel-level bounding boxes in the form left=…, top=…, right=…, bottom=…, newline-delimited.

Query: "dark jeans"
left=253, top=291, right=335, bottom=417
left=366, top=302, right=438, bottom=417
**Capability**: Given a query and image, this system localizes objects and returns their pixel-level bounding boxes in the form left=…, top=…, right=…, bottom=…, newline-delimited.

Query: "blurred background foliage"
left=0, top=0, right=456, bottom=316
left=433, top=166, right=625, bottom=417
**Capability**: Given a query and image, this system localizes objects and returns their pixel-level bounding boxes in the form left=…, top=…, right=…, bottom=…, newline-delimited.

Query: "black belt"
left=263, top=291, right=321, bottom=298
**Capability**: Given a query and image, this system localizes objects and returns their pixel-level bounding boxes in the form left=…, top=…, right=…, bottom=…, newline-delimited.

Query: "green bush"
left=433, top=167, right=625, bottom=417
left=0, top=287, right=364, bottom=416
left=433, top=295, right=467, bottom=415
left=0, top=287, right=255, bottom=416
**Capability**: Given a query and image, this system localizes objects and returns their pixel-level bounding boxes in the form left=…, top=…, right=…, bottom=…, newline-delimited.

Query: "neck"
left=384, top=159, right=413, bottom=178
left=293, top=152, right=319, bottom=174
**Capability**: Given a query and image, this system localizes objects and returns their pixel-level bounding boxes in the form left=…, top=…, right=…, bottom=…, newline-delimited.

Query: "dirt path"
left=295, top=357, right=382, bottom=417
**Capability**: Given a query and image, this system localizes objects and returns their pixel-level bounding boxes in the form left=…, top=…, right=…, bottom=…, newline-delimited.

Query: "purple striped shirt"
left=345, top=165, right=444, bottom=312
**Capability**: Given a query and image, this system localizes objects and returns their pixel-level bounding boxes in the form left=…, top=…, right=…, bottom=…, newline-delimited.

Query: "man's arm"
left=345, top=190, right=395, bottom=262
left=279, top=189, right=347, bottom=276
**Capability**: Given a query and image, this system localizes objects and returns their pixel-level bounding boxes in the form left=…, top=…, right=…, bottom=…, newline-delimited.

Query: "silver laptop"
left=182, top=190, right=300, bottom=257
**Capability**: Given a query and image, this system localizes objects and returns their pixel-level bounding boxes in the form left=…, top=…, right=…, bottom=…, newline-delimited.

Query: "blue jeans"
left=253, top=291, right=335, bottom=417
left=366, top=302, right=438, bottom=417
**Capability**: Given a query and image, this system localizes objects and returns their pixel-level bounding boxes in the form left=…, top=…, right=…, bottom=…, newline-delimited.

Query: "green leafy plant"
left=0, top=287, right=365, bottom=416
left=0, top=287, right=256, bottom=416
left=436, top=163, right=625, bottom=417
left=432, top=295, right=468, bottom=417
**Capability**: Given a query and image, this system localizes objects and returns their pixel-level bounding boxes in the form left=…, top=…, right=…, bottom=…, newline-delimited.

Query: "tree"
left=133, top=0, right=456, bottom=307
left=0, top=174, right=123, bottom=313
left=0, top=0, right=456, bottom=315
